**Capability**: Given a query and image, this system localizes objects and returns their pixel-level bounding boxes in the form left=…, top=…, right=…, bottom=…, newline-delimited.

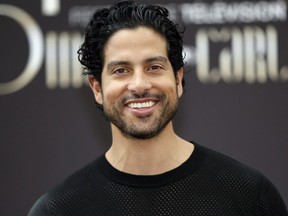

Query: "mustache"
left=121, top=92, right=165, bottom=104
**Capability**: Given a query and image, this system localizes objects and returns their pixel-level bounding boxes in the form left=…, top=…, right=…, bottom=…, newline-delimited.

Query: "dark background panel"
left=0, top=0, right=287, bottom=215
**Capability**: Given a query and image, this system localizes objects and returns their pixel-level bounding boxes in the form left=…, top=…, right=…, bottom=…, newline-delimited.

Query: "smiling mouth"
left=127, top=101, right=156, bottom=109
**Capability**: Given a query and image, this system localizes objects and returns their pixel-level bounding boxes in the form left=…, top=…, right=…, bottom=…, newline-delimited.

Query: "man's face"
left=89, top=27, right=183, bottom=139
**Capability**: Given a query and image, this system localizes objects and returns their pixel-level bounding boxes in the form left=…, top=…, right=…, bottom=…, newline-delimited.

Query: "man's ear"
left=176, top=67, right=184, bottom=97
left=88, top=76, right=103, bottom=105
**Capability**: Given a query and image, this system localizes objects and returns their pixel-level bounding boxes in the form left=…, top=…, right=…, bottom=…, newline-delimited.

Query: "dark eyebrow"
left=144, top=56, right=168, bottom=64
left=106, top=61, right=130, bottom=70
left=106, top=56, right=168, bottom=70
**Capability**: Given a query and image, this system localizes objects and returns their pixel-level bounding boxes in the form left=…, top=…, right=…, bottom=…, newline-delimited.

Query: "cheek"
left=156, top=78, right=178, bottom=94
left=101, top=82, right=125, bottom=104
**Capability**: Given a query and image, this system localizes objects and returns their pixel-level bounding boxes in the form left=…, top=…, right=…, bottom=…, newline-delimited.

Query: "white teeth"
left=128, top=101, right=155, bottom=109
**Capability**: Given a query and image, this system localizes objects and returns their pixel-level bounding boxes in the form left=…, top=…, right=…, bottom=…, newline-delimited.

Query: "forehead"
left=103, top=27, right=168, bottom=64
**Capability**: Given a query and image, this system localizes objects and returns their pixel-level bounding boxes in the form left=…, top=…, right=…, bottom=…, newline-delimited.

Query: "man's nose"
left=127, top=70, right=152, bottom=93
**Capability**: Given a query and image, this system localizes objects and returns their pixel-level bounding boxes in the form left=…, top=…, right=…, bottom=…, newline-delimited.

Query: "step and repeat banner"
left=1, top=0, right=287, bottom=215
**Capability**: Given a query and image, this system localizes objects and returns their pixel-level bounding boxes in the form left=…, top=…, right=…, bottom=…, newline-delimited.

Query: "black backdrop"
left=0, top=0, right=287, bottom=215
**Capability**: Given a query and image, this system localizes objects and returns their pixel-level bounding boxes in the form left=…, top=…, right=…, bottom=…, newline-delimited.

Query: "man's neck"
left=105, top=123, right=194, bottom=175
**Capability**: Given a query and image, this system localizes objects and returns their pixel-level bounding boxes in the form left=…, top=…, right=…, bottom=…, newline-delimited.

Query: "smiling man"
left=95, top=28, right=182, bottom=141
left=28, top=1, right=287, bottom=215
left=89, top=26, right=193, bottom=176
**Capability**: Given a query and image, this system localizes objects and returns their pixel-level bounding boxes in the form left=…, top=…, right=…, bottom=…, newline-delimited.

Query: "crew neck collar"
left=96, top=143, right=205, bottom=187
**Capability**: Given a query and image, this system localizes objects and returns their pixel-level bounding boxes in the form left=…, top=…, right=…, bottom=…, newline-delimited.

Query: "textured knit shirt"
left=28, top=143, right=287, bottom=215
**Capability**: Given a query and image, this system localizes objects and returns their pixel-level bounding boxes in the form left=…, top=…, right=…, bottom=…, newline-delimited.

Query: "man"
left=29, top=1, right=287, bottom=215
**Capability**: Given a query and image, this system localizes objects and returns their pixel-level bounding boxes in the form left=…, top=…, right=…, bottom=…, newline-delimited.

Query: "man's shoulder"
left=28, top=156, right=105, bottom=216
left=196, top=143, right=263, bottom=185
left=195, top=143, right=287, bottom=214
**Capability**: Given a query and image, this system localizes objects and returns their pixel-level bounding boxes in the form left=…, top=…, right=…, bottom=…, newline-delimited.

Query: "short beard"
left=119, top=107, right=178, bottom=140
left=103, top=92, right=179, bottom=140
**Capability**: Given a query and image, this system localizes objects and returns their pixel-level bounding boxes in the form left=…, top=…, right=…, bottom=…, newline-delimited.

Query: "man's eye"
left=113, top=68, right=128, bottom=74
left=148, top=65, right=163, bottom=71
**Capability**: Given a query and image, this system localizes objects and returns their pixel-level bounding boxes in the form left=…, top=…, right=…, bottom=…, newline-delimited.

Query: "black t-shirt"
left=28, top=143, right=287, bottom=215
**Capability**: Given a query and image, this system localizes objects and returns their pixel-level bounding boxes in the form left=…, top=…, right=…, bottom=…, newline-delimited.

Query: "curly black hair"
left=78, top=1, right=185, bottom=84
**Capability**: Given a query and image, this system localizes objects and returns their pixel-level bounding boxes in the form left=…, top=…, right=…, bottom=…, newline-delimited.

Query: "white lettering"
left=195, top=26, right=287, bottom=84
left=180, top=1, right=287, bottom=24
left=0, top=4, right=44, bottom=95
left=45, top=31, right=85, bottom=89
left=41, top=0, right=60, bottom=16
